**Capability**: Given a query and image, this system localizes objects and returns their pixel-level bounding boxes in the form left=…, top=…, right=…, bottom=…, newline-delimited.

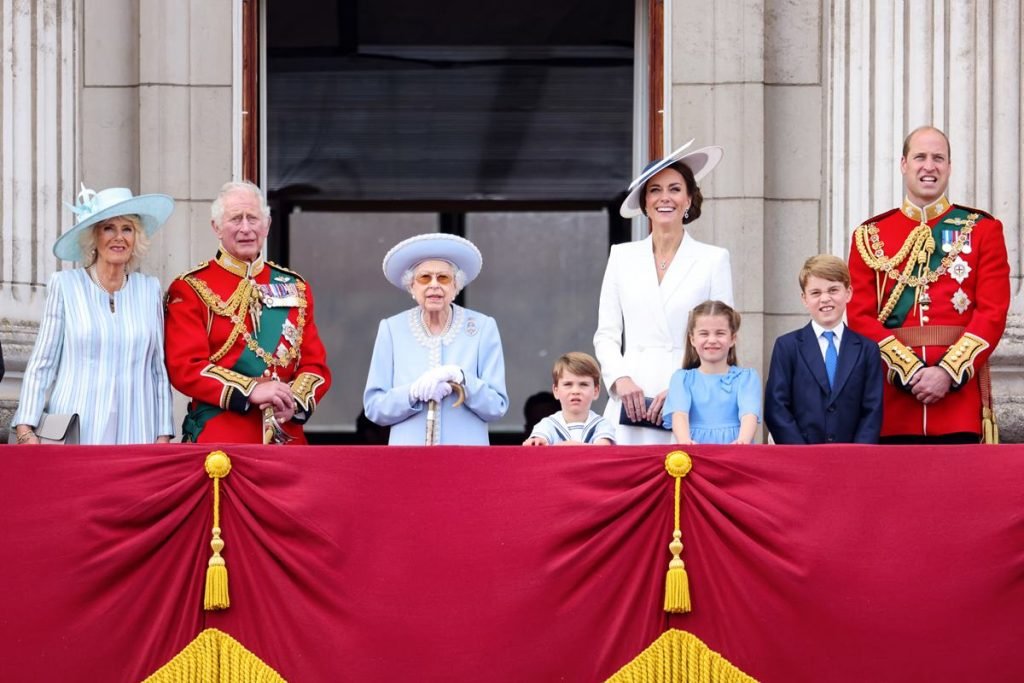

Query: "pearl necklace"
left=87, top=266, right=128, bottom=313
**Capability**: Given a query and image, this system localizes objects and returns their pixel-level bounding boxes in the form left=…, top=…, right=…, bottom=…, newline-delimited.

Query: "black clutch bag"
left=618, top=397, right=668, bottom=430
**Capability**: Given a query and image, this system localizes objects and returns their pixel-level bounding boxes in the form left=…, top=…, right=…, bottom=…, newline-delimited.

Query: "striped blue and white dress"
left=12, top=269, right=175, bottom=444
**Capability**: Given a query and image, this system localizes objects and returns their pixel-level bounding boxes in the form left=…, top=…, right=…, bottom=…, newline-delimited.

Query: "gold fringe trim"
left=142, top=628, right=286, bottom=682
left=606, top=629, right=757, bottom=683
left=204, top=451, right=232, bottom=610
left=664, top=451, right=693, bottom=613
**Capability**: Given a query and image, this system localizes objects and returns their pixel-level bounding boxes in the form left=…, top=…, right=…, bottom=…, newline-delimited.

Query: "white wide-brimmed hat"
left=382, top=233, right=483, bottom=290
left=619, top=139, right=724, bottom=218
left=53, top=184, right=175, bottom=262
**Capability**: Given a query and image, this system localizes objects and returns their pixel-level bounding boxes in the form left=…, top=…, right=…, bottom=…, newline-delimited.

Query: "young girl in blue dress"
left=663, top=300, right=761, bottom=444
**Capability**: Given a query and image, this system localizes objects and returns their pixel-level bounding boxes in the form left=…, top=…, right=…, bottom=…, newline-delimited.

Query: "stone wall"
left=668, top=0, right=1024, bottom=440
left=2, top=0, right=1021, bottom=441
left=0, top=0, right=235, bottom=441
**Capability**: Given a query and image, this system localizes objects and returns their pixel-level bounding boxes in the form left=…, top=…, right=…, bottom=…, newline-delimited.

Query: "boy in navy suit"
left=765, top=255, right=883, bottom=444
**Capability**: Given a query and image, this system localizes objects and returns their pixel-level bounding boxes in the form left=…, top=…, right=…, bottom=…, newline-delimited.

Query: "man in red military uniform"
left=165, top=181, right=331, bottom=443
left=847, top=126, right=1009, bottom=443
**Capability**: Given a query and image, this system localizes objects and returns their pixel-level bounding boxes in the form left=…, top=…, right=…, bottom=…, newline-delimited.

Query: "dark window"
left=266, top=0, right=634, bottom=442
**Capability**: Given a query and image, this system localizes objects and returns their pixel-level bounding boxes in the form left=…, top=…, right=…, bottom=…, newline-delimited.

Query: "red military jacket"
left=165, top=251, right=331, bottom=443
left=847, top=195, right=1009, bottom=438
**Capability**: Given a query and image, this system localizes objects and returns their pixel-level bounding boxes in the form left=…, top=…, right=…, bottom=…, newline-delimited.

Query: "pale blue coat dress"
left=12, top=269, right=175, bottom=444
left=363, top=304, right=508, bottom=445
left=662, top=366, right=761, bottom=444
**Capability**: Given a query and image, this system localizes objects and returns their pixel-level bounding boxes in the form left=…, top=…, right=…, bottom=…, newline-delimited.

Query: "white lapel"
left=631, top=235, right=674, bottom=342
left=659, top=232, right=701, bottom=308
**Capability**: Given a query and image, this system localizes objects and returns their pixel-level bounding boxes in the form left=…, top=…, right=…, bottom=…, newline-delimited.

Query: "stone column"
left=763, top=0, right=826, bottom=368
left=0, top=0, right=235, bottom=441
left=825, top=0, right=1024, bottom=439
left=0, top=0, right=77, bottom=439
left=671, top=0, right=767, bottom=376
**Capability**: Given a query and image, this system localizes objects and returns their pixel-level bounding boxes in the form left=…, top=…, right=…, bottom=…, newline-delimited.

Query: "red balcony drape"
left=1, top=444, right=1021, bottom=682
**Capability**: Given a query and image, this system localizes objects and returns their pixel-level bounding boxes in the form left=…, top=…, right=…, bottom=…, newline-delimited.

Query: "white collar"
left=810, top=320, right=845, bottom=342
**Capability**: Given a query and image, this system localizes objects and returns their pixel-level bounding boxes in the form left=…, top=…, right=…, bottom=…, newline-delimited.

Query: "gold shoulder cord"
left=853, top=214, right=977, bottom=323
left=185, top=276, right=308, bottom=368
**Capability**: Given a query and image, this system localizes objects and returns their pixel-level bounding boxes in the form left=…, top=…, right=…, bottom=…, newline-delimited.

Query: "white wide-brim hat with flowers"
left=53, top=184, right=175, bottom=262
left=382, top=233, right=483, bottom=290
left=619, top=139, right=724, bottom=218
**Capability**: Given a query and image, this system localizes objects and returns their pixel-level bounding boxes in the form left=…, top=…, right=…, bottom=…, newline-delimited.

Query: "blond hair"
left=682, top=300, right=741, bottom=369
left=552, top=351, right=602, bottom=385
left=78, top=215, right=149, bottom=271
left=798, top=254, right=850, bottom=290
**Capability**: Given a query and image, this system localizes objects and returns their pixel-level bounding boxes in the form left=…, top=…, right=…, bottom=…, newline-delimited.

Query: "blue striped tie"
left=823, top=330, right=838, bottom=388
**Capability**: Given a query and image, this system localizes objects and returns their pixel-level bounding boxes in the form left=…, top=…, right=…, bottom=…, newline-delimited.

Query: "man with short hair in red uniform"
left=847, top=126, right=1009, bottom=444
left=165, top=181, right=331, bottom=443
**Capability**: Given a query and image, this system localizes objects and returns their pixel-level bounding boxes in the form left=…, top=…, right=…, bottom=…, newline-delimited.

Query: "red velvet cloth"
left=1, top=445, right=1022, bottom=682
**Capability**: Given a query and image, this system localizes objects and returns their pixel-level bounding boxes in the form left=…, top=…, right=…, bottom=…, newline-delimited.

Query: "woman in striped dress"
left=12, top=186, right=176, bottom=445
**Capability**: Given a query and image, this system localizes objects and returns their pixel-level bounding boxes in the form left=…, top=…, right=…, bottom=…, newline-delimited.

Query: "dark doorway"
left=264, top=0, right=635, bottom=443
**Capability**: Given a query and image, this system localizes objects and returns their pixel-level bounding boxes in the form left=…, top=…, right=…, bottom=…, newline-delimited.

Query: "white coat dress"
left=593, top=233, right=734, bottom=444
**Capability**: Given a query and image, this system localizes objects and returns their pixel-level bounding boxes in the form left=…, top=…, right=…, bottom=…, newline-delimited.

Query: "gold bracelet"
left=16, top=430, right=36, bottom=444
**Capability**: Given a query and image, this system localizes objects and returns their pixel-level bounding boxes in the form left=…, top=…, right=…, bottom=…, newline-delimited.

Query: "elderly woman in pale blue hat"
left=363, top=233, right=509, bottom=445
left=12, top=186, right=176, bottom=445
left=594, top=140, right=734, bottom=445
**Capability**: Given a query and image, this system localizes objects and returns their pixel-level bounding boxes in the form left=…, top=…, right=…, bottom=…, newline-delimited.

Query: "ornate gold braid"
left=185, top=275, right=307, bottom=369
left=853, top=213, right=977, bottom=323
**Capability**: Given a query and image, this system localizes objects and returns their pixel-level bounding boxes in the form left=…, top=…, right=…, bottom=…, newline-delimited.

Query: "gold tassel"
left=663, top=451, right=693, bottom=614
left=204, top=451, right=232, bottom=611
left=982, top=407, right=999, bottom=445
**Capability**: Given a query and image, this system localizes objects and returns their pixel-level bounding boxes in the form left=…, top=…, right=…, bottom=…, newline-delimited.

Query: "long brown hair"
left=681, top=300, right=741, bottom=369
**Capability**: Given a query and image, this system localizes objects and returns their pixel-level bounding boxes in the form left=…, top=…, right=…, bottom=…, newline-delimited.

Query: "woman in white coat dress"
left=594, top=141, right=734, bottom=445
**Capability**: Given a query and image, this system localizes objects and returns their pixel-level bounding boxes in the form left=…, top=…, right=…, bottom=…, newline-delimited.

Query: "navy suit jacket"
left=765, top=323, right=883, bottom=444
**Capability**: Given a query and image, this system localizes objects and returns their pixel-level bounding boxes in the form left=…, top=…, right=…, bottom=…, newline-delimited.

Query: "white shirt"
left=810, top=320, right=845, bottom=362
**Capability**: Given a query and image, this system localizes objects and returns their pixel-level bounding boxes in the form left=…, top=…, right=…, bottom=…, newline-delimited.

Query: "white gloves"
left=426, top=380, right=453, bottom=403
left=409, top=365, right=465, bottom=404
left=436, top=364, right=464, bottom=384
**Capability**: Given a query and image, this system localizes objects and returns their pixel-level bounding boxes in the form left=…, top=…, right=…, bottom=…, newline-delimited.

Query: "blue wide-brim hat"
left=382, top=233, right=483, bottom=290
left=53, top=184, right=175, bottom=262
left=619, top=139, right=724, bottom=218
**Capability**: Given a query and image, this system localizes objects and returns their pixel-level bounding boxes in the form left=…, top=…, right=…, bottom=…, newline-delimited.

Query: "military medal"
left=258, top=283, right=301, bottom=307
left=282, top=318, right=300, bottom=345
left=951, top=288, right=971, bottom=314
left=941, top=229, right=953, bottom=253
left=948, top=256, right=971, bottom=284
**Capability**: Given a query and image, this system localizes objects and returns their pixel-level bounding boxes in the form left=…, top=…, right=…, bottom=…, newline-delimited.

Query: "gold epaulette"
left=939, top=333, right=989, bottom=385
left=172, top=261, right=210, bottom=281
left=878, top=335, right=923, bottom=386
left=266, top=261, right=307, bottom=283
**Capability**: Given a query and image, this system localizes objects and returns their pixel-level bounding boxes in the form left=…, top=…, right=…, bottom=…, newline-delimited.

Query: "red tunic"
left=164, top=252, right=331, bottom=443
left=847, top=196, right=1009, bottom=438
